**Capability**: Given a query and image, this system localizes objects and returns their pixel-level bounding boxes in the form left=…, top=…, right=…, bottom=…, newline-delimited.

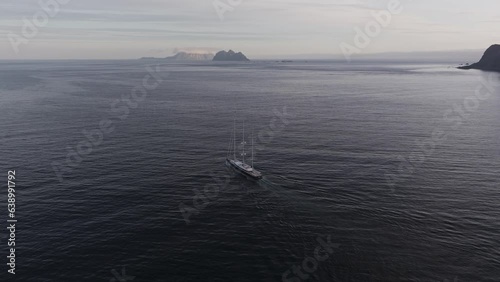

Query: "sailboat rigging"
left=226, top=118, right=262, bottom=180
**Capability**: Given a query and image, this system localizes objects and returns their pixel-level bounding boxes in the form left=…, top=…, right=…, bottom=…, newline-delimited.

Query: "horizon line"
left=0, top=48, right=486, bottom=61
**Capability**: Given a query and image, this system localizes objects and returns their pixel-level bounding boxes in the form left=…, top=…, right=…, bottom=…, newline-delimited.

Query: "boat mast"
left=251, top=128, right=254, bottom=168
left=227, top=134, right=232, bottom=159
left=233, top=114, right=236, bottom=160
left=242, top=120, right=246, bottom=163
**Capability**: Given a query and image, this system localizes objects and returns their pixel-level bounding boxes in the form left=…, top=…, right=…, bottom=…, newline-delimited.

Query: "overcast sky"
left=1, top=0, right=499, bottom=59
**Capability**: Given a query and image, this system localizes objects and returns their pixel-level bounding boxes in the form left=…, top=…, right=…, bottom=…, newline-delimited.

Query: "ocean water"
left=0, top=60, right=499, bottom=281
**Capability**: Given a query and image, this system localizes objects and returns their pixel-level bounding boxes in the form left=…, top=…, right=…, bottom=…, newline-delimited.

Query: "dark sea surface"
left=0, top=60, right=499, bottom=282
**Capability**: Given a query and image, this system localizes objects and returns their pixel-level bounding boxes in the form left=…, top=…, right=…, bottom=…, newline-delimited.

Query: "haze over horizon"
left=1, top=0, right=500, bottom=59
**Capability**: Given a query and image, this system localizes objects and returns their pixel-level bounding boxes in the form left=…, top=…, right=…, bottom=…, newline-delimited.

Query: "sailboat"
left=226, top=118, right=263, bottom=180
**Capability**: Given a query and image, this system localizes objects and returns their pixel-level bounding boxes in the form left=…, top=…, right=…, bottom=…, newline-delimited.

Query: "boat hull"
left=226, top=159, right=262, bottom=180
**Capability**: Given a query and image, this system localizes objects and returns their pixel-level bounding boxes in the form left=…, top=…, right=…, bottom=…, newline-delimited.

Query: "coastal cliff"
left=459, top=44, right=500, bottom=71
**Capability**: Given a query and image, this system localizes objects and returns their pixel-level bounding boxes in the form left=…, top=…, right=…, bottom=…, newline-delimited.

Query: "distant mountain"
left=166, top=52, right=214, bottom=61
left=213, top=50, right=250, bottom=61
left=459, top=45, right=500, bottom=71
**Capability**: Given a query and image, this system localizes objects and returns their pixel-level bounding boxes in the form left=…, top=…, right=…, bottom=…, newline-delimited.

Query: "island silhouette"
left=459, top=44, right=500, bottom=72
